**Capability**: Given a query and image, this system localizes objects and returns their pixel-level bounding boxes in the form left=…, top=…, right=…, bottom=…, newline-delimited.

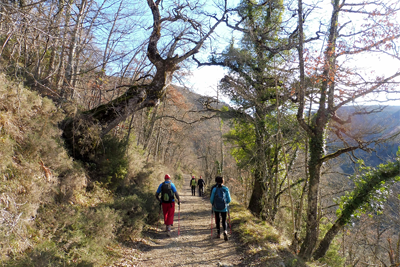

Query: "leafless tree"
left=295, top=0, right=400, bottom=260
left=61, top=0, right=232, bottom=159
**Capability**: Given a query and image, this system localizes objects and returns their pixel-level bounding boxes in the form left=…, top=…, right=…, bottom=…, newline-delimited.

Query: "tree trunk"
left=312, top=213, right=343, bottom=260
left=56, top=0, right=72, bottom=92
left=248, top=169, right=265, bottom=216
left=265, top=146, right=279, bottom=222
left=298, top=129, right=324, bottom=259
left=45, top=0, right=66, bottom=88
left=297, top=0, right=340, bottom=259
left=153, top=123, right=162, bottom=161
left=143, top=105, right=159, bottom=150
left=291, top=178, right=307, bottom=253
left=62, top=0, right=87, bottom=99
left=248, top=124, right=267, bottom=216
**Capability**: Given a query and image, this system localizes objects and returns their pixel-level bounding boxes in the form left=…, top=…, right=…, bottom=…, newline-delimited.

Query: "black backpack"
left=213, top=186, right=227, bottom=210
left=161, top=182, right=174, bottom=203
left=198, top=179, right=205, bottom=187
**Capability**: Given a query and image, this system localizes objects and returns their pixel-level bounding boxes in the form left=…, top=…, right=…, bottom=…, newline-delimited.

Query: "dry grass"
left=0, top=75, right=73, bottom=260
left=230, top=201, right=281, bottom=245
left=229, top=201, right=310, bottom=267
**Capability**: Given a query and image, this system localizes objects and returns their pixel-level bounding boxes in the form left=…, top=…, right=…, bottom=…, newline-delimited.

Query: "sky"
left=186, top=54, right=400, bottom=107
left=186, top=66, right=226, bottom=97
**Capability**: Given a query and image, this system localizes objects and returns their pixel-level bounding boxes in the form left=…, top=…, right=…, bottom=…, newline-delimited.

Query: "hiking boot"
left=224, top=231, right=228, bottom=241
left=167, top=230, right=171, bottom=237
left=215, top=234, right=220, bottom=239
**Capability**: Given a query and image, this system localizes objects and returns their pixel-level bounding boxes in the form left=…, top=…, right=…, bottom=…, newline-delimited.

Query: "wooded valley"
left=1, top=0, right=400, bottom=266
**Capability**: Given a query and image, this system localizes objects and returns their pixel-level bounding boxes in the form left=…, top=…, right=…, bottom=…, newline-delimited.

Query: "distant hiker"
left=197, top=176, right=205, bottom=197
left=155, top=174, right=181, bottom=237
left=190, top=176, right=197, bottom=196
left=210, top=176, right=231, bottom=241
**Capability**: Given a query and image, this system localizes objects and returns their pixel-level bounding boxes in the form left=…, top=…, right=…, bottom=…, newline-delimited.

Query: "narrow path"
left=134, top=174, right=244, bottom=267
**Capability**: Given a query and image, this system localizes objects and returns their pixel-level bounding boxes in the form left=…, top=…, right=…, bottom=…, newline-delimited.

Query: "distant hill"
left=337, top=105, right=400, bottom=138
left=174, top=85, right=228, bottom=110
left=329, top=105, right=400, bottom=173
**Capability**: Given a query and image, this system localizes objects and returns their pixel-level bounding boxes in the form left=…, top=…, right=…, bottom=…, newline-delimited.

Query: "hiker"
left=197, top=176, right=205, bottom=197
left=210, top=176, right=231, bottom=241
left=190, top=176, right=197, bottom=196
left=155, top=174, right=181, bottom=237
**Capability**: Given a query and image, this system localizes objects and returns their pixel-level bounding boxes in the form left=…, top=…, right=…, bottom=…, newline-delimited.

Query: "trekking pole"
left=228, top=207, right=232, bottom=235
left=211, top=210, right=213, bottom=239
left=178, top=202, right=181, bottom=236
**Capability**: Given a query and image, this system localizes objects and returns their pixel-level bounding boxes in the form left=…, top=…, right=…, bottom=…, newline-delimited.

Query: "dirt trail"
left=133, top=174, right=244, bottom=267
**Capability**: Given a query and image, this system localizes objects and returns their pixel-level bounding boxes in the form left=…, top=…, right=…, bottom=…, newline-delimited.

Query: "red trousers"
left=162, top=202, right=175, bottom=225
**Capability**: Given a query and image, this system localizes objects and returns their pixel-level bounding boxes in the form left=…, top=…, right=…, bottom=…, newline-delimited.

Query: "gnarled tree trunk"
left=61, top=0, right=228, bottom=160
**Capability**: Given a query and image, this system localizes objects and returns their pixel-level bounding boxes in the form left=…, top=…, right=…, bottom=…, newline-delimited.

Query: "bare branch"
left=153, top=114, right=219, bottom=125
left=335, top=71, right=400, bottom=110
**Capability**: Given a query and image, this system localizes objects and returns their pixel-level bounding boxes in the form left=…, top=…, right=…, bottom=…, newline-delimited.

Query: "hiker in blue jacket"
left=210, top=176, right=231, bottom=241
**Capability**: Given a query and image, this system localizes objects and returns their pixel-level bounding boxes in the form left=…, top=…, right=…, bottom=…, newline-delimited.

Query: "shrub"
left=0, top=75, right=79, bottom=259
left=111, top=185, right=160, bottom=241
left=89, top=135, right=129, bottom=190
left=25, top=204, right=121, bottom=266
left=4, top=241, right=71, bottom=267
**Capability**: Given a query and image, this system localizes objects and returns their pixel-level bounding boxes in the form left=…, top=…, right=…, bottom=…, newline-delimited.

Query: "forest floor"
left=108, top=174, right=245, bottom=267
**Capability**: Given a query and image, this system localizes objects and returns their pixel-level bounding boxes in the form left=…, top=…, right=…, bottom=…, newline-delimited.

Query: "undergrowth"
left=229, top=201, right=309, bottom=267
left=229, top=200, right=341, bottom=267
left=0, top=75, right=178, bottom=266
